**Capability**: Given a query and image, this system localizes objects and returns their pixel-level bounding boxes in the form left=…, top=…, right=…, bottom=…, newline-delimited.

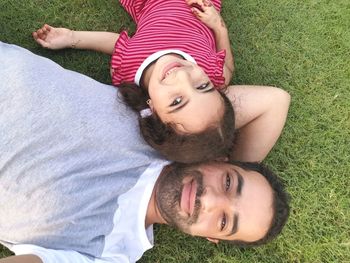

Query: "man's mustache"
left=187, top=179, right=204, bottom=225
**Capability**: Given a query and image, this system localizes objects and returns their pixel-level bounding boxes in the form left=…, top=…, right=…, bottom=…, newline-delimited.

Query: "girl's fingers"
left=36, top=29, right=42, bottom=38
left=44, top=24, right=52, bottom=32
left=32, top=33, right=49, bottom=48
left=37, top=29, right=46, bottom=40
left=32, top=32, right=38, bottom=40
left=191, top=7, right=200, bottom=15
left=186, top=0, right=212, bottom=9
left=186, top=0, right=198, bottom=5
left=203, top=0, right=213, bottom=7
left=35, top=38, right=50, bottom=48
left=188, top=1, right=204, bottom=12
left=33, top=24, right=53, bottom=46
left=33, top=24, right=51, bottom=39
left=186, top=0, right=204, bottom=10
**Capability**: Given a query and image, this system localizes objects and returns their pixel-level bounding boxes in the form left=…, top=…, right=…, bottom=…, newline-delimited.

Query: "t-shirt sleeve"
left=110, top=30, right=130, bottom=86
left=11, top=244, right=131, bottom=263
left=212, top=49, right=226, bottom=88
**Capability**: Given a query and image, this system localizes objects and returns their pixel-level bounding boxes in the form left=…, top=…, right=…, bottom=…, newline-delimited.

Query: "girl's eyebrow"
left=168, top=100, right=189, bottom=114
left=167, top=84, right=215, bottom=114
left=203, top=87, right=215, bottom=93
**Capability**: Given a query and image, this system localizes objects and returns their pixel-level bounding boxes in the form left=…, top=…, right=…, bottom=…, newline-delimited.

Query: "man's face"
left=155, top=162, right=274, bottom=243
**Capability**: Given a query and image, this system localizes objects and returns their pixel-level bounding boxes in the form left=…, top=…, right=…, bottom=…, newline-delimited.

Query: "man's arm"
left=33, top=24, right=119, bottom=55
left=0, top=255, right=42, bottom=263
left=226, top=85, right=291, bottom=162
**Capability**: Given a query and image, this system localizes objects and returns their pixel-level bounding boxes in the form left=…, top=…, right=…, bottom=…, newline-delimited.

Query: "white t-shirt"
left=12, top=160, right=168, bottom=263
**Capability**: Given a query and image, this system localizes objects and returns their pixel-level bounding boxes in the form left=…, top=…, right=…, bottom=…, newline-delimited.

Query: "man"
left=0, top=42, right=289, bottom=263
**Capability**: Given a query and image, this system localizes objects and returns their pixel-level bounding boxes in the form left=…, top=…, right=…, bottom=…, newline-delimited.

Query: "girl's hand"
left=32, top=24, right=73, bottom=50
left=186, top=0, right=225, bottom=32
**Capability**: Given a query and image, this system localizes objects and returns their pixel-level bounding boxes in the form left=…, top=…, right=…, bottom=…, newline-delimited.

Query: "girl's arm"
left=226, top=85, right=291, bottom=162
left=33, top=24, right=119, bottom=55
left=187, top=0, right=234, bottom=86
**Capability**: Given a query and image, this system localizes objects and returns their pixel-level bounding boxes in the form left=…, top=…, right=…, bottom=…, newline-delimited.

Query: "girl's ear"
left=206, top=237, right=220, bottom=244
left=146, top=99, right=154, bottom=111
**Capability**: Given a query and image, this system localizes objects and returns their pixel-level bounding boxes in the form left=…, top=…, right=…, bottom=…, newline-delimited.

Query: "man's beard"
left=155, top=166, right=204, bottom=233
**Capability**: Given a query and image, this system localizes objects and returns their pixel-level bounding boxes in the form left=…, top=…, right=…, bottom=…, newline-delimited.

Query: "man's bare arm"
left=226, top=85, right=291, bottom=162
left=0, top=255, right=43, bottom=263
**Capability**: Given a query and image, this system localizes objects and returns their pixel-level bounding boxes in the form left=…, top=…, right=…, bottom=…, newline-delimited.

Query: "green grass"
left=1, top=0, right=349, bottom=262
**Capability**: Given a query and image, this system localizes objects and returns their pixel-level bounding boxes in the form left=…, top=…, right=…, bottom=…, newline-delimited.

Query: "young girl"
left=33, top=0, right=290, bottom=163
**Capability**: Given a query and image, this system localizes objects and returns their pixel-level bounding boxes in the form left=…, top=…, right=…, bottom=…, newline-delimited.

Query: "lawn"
left=1, top=0, right=349, bottom=262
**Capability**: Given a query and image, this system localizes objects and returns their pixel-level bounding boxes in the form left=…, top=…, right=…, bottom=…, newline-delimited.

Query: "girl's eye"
left=225, top=174, right=231, bottom=191
left=197, top=81, right=210, bottom=90
left=221, top=214, right=227, bottom=231
left=170, top=97, right=182, bottom=106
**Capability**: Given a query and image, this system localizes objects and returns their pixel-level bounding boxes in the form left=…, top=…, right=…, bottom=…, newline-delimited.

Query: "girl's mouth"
left=162, top=62, right=182, bottom=80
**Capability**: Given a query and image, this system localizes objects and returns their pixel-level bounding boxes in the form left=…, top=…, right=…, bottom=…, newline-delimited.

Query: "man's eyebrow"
left=227, top=213, right=239, bottom=236
left=236, top=169, right=244, bottom=196
left=225, top=169, right=243, bottom=237
left=168, top=100, right=189, bottom=114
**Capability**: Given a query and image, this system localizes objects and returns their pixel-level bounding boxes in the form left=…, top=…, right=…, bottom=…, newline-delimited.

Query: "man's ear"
left=206, top=237, right=220, bottom=244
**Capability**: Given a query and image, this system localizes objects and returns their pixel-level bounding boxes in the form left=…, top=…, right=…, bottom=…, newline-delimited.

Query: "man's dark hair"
left=228, top=161, right=290, bottom=247
left=118, top=83, right=235, bottom=163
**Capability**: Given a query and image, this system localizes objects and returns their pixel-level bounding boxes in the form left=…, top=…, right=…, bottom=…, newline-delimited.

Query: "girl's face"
left=146, top=54, right=224, bottom=133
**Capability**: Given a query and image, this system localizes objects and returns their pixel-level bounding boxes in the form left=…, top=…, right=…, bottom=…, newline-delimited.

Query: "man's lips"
left=162, top=62, right=182, bottom=80
left=180, top=179, right=197, bottom=216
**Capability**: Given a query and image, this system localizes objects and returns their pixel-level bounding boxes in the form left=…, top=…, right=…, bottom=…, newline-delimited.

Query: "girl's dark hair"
left=118, top=83, right=235, bottom=163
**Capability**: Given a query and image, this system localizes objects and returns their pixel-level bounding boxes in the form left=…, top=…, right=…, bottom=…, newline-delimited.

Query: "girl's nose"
left=174, top=70, right=196, bottom=94
left=175, top=67, right=192, bottom=80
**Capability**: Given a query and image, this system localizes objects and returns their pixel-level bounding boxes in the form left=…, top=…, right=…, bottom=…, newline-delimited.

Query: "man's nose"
left=200, top=186, right=229, bottom=214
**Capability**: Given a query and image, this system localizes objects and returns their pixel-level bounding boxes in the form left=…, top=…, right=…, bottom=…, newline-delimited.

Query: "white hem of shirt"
left=134, top=50, right=197, bottom=86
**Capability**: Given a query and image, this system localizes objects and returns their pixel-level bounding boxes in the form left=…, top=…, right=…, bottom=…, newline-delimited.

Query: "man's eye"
left=225, top=174, right=231, bottom=191
left=170, top=97, right=182, bottom=106
left=221, top=214, right=227, bottom=231
left=196, top=82, right=210, bottom=90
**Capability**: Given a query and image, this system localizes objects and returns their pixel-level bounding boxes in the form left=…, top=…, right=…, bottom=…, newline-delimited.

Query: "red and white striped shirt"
left=111, top=0, right=225, bottom=87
